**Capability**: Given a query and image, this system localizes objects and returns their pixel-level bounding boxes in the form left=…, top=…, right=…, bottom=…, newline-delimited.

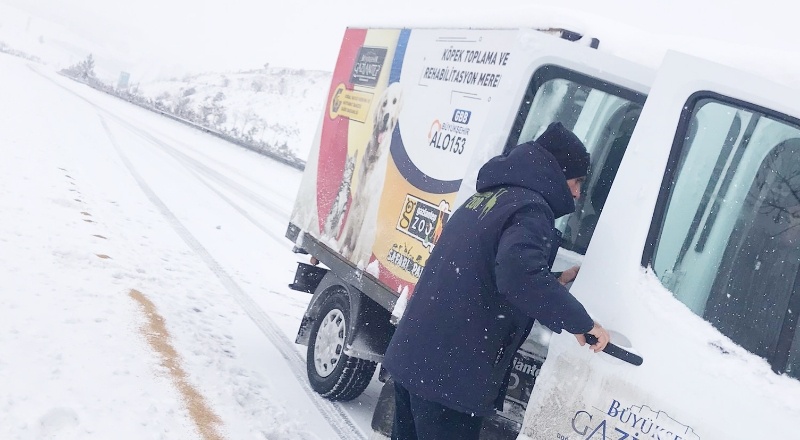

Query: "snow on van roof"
left=345, top=2, right=800, bottom=90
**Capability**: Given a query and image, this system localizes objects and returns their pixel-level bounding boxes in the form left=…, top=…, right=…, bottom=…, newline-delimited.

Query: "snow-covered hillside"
left=0, top=2, right=331, bottom=162
left=135, top=68, right=330, bottom=162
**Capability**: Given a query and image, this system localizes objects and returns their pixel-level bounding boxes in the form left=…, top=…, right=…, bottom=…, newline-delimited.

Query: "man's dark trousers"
left=391, top=381, right=483, bottom=440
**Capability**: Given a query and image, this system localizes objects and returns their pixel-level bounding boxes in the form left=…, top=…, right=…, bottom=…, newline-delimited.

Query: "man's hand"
left=574, top=322, right=610, bottom=353
left=558, top=265, right=580, bottom=285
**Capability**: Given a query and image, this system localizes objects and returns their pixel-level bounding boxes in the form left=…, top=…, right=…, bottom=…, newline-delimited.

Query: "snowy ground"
left=0, top=52, right=380, bottom=440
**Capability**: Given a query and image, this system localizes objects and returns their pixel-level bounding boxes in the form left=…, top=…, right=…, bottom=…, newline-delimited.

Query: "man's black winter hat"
left=535, top=122, right=590, bottom=180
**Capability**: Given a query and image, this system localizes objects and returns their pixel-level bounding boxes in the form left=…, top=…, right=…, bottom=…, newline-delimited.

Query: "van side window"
left=505, top=66, right=646, bottom=254
left=650, top=95, right=800, bottom=378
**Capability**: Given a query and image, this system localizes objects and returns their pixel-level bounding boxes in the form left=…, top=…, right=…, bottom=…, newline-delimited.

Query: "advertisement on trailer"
left=292, top=27, right=519, bottom=298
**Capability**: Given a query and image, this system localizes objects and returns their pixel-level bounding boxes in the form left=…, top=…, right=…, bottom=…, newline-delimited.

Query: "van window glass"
left=788, top=327, right=800, bottom=377
left=507, top=67, right=646, bottom=254
left=651, top=97, right=800, bottom=377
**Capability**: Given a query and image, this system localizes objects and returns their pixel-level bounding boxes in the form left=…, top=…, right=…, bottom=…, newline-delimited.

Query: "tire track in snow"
left=29, top=65, right=290, bottom=240
left=30, top=68, right=365, bottom=439
left=124, top=125, right=297, bottom=209
left=110, top=116, right=290, bottom=218
left=105, top=117, right=289, bottom=244
left=98, top=117, right=366, bottom=440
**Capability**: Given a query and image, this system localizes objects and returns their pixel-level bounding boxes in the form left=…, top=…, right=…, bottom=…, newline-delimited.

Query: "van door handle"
left=584, top=334, right=643, bottom=366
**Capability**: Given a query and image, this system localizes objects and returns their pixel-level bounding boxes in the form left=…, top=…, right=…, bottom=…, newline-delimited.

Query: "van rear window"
left=650, top=94, right=800, bottom=379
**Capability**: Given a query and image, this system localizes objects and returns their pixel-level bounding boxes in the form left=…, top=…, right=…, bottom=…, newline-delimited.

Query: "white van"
left=515, top=48, right=800, bottom=440
left=286, top=27, right=800, bottom=439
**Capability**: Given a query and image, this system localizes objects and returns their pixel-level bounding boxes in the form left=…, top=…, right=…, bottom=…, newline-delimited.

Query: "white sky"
left=1, top=0, right=799, bottom=81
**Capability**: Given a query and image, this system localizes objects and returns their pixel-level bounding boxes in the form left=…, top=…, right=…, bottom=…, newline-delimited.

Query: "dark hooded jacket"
left=383, top=137, right=595, bottom=417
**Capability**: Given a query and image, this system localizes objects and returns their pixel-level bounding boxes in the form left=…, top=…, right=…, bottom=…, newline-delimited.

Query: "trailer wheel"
left=307, top=292, right=377, bottom=401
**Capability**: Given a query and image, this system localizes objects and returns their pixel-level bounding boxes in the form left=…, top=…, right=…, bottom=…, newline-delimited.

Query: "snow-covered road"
left=0, top=53, right=379, bottom=439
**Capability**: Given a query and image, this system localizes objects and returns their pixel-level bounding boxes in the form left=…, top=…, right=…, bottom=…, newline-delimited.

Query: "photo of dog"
left=338, top=81, right=404, bottom=265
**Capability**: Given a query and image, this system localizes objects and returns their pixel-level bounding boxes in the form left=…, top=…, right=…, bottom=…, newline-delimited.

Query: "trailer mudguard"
left=296, top=271, right=394, bottom=363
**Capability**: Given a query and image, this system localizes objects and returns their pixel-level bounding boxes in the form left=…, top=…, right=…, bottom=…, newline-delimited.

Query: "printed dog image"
left=338, top=82, right=404, bottom=264
left=323, top=151, right=358, bottom=239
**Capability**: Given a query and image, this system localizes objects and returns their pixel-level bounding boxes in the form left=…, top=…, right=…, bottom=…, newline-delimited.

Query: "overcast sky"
left=1, top=0, right=796, bottom=82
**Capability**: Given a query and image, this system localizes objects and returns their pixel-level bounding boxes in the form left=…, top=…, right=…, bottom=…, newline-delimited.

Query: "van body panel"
left=519, top=51, right=800, bottom=440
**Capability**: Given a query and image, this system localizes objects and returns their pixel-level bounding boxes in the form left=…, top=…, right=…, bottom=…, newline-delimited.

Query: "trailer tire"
left=307, top=292, right=377, bottom=401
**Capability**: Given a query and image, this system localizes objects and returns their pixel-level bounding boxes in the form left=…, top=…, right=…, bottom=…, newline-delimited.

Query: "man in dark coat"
left=383, top=122, right=610, bottom=440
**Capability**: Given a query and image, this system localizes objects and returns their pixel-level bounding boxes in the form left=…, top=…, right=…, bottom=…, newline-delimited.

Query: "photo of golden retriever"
left=338, top=82, right=404, bottom=265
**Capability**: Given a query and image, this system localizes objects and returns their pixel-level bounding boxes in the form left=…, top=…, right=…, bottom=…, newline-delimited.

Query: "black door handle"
left=584, top=334, right=643, bottom=366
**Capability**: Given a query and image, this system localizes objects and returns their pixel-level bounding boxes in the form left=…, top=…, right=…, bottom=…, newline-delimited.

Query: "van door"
left=518, top=51, right=800, bottom=439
